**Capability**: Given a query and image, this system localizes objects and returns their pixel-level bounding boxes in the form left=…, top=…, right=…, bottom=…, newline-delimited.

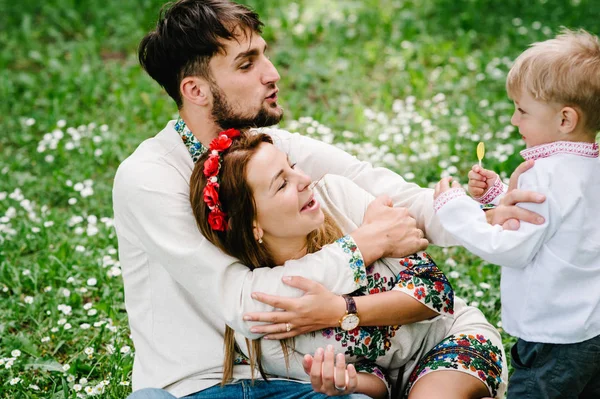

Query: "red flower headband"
left=203, top=128, right=241, bottom=231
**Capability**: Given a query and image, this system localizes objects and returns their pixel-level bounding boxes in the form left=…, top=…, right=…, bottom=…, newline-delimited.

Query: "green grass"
left=1, top=0, right=599, bottom=397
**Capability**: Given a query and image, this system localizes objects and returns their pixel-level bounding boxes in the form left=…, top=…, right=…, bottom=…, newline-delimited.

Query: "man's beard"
left=210, top=84, right=283, bottom=130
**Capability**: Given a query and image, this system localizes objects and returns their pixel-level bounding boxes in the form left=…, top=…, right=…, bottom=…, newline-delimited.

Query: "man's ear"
left=558, top=106, right=579, bottom=134
left=180, top=76, right=210, bottom=107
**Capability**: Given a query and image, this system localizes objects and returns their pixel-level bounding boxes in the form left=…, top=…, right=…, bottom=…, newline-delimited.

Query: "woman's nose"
left=296, top=172, right=311, bottom=191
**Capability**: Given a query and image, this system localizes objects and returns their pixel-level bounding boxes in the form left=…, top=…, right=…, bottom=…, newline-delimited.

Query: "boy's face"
left=510, top=90, right=563, bottom=148
left=206, top=31, right=283, bottom=129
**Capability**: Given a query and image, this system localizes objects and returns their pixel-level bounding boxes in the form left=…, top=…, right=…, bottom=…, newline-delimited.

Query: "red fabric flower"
left=203, top=182, right=220, bottom=209
left=414, top=287, right=426, bottom=300
left=203, top=154, right=220, bottom=177
left=434, top=281, right=445, bottom=292
left=202, top=128, right=241, bottom=231
left=221, top=128, right=241, bottom=139
left=208, top=209, right=228, bottom=231
left=209, top=135, right=233, bottom=152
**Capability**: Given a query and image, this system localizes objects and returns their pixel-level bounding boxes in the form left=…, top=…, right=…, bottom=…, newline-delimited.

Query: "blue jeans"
left=507, top=335, right=600, bottom=399
left=128, top=380, right=372, bottom=399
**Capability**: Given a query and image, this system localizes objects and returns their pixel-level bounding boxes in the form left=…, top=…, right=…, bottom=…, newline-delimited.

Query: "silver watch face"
left=340, top=314, right=359, bottom=331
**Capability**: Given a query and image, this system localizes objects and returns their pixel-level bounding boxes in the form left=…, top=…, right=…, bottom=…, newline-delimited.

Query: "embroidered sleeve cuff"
left=473, top=177, right=505, bottom=204
left=392, top=252, right=455, bottom=317
left=434, top=188, right=467, bottom=213
left=354, top=362, right=392, bottom=399
left=335, top=235, right=367, bottom=289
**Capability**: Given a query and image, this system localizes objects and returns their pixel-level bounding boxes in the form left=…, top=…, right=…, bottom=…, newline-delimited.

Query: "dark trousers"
left=507, top=335, right=600, bottom=399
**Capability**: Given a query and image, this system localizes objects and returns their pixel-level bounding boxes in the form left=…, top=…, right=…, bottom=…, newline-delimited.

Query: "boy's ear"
left=558, top=106, right=579, bottom=134
left=180, top=76, right=211, bottom=107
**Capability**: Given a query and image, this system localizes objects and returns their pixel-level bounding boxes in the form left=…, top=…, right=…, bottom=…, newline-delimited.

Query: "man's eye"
left=278, top=180, right=288, bottom=191
left=240, top=62, right=253, bottom=70
left=518, top=108, right=526, bottom=114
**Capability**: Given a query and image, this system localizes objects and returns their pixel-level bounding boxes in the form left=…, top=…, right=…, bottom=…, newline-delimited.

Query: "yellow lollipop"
left=477, top=142, right=485, bottom=167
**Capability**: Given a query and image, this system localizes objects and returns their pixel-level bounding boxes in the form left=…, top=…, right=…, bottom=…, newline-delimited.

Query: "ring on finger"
left=285, top=322, right=291, bottom=332
left=334, top=384, right=346, bottom=392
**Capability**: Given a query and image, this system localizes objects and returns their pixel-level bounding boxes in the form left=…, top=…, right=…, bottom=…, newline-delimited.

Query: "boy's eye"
left=518, top=108, right=526, bottom=114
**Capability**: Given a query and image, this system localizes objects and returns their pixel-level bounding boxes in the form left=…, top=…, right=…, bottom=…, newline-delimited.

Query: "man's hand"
left=243, top=276, right=345, bottom=338
left=485, top=160, right=546, bottom=230
left=353, top=195, right=429, bottom=263
left=468, top=164, right=498, bottom=198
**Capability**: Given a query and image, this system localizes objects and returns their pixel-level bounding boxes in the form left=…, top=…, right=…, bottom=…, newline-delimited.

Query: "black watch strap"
left=342, top=294, right=357, bottom=314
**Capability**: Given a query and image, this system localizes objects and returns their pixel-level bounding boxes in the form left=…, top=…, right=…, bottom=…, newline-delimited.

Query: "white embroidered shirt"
left=435, top=141, right=600, bottom=344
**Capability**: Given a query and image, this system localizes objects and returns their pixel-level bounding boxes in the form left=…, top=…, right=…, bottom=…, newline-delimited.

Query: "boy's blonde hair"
left=506, top=28, right=600, bottom=133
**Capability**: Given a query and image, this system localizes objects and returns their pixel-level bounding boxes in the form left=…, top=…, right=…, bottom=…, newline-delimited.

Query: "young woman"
left=190, top=131, right=507, bottom=399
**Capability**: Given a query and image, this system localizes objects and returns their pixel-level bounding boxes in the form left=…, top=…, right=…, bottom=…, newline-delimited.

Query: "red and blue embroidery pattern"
left=403, top=333, right=504, bottom=398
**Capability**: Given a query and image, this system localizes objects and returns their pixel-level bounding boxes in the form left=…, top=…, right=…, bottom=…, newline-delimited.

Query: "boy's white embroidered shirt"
left=435, top=141, right=600, bottom=344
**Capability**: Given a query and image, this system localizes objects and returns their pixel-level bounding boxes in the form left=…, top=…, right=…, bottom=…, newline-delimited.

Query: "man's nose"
left=261, top=58, right=280, bottom=85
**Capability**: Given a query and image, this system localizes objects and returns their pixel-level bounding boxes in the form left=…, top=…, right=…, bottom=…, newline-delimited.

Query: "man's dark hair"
left=139, top=0, right=263, bottom=108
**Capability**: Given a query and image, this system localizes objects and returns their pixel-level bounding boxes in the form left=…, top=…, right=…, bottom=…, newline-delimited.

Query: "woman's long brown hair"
left=190, top=132, right=343, bottom=384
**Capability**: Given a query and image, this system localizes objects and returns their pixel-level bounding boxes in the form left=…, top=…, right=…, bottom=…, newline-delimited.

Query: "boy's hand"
left=468, top=165, right=498, bottom=198
left=433, top=176, right=462, bottom=200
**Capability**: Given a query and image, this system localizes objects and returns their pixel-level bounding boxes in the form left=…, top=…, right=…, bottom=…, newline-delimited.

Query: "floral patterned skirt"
left=402, top=332, right=505, bottom=398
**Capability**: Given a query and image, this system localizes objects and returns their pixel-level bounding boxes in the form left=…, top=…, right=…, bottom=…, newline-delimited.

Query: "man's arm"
left=269, top=128, right=458, bottom=246
left=114, top=158, right=415, bottom=339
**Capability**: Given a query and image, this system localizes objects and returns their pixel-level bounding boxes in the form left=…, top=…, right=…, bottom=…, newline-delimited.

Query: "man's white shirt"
left=113, top=120, right=454, bottom=395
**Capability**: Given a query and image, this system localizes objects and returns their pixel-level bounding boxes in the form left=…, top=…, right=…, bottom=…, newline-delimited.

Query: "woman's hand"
left=433, top=176, right=462, bottom=200
left=303, top=346, right=358, bottom=396
left=485, top=160, right=546, bottom=230
left=243, top=276, right=345, bottom=339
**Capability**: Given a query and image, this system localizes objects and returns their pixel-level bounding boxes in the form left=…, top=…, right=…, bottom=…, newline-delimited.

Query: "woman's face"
left=246, top=142, right=324, bottom=242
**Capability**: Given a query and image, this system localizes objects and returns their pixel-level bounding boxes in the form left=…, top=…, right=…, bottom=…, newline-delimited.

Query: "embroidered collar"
left=520, top=141, right=599, bottom=161
left=174, top=117, right=206, bottom=163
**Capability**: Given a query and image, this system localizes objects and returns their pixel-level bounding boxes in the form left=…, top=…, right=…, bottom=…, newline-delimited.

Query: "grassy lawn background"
left=1, top=0, right=599, bottom=397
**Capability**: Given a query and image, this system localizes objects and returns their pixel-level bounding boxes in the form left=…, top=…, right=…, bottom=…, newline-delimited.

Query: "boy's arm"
left=434, top=183, right=559, bottom=268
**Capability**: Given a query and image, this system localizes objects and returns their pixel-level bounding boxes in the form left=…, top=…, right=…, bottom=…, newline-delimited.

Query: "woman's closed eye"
left=277, top=164, right=297, bottom=191
left=278, top=179, right=288, bottom=191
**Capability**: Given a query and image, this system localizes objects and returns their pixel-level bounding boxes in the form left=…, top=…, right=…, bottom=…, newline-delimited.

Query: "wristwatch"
left=339, top=294, right=360, bottom=331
